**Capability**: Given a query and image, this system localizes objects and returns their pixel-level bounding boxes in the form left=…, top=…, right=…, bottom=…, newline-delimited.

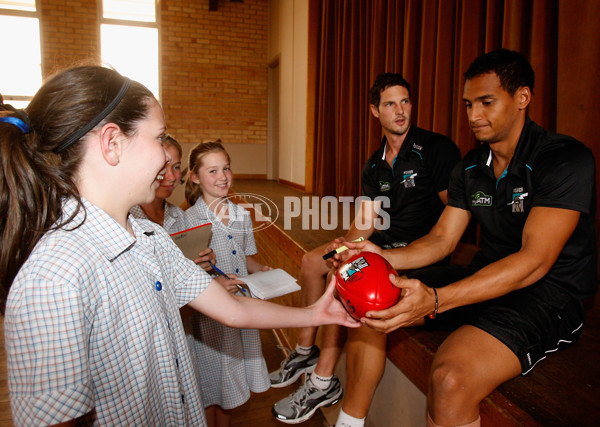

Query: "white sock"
left=310, top=372, right=332, bottom=390
left=335, top=409, right=365, bottom=427
left=295, top=344, right=312, bottom=355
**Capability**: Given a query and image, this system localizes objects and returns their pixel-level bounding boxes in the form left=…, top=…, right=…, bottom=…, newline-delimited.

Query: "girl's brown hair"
left=184, top=139, right=231, bottom=206
left=0, top=65, right=154, bottom=313
left=162, top=134, right=182, bottom=158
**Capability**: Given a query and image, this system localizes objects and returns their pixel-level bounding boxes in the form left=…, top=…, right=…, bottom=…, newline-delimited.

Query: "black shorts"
left=370, top=231, right=407, bottom=249
left=370, top=232, right=451, bottom=264
left=406, top=265, right=586, bottom=374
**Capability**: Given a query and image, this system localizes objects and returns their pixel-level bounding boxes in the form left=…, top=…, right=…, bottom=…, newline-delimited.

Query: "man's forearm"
left=344, top=200, right=383, bottom=241
left=384, top=205, right=471, bottom=271
left=384, top=232, right=455, bottom=271
left=437, top=206, right=580, bottom=312
left=436, top=247, right=550, bottom=313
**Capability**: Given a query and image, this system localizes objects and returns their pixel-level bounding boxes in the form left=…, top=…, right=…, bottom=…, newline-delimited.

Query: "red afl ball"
left=335, top=251, right=400, bottom=320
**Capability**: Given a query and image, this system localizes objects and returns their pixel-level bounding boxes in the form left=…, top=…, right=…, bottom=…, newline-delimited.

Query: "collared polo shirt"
left=361, top=125, right=461, bottom=244
left=448, top=117, right=597, bottom=301
left=6, top=198, right=210, bottom=426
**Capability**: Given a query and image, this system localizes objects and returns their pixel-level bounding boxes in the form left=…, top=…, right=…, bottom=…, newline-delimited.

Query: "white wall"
left=321, top=351, right=428, bottom=427
left=269, top=0, right=308, bottom=186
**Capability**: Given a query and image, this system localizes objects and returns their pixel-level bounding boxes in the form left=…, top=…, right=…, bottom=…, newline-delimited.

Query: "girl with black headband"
left=0, top=66, right=359, bottom=426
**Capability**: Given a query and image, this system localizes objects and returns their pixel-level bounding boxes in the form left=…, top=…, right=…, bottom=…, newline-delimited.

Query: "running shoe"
left=269, top=346, right=320, bottom=388
left=272, top=374, right=343, bottom=424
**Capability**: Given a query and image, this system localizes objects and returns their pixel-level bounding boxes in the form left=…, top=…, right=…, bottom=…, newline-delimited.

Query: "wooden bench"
left=233, top=180, right=600, bottom=426
left=259, top=224, right=600, bottom=425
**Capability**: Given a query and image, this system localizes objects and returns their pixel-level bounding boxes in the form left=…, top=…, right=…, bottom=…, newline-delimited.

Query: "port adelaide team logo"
left=509, top=189, right=528, bottom=213
left=339, top=256, right=370, bottom=284
left=401, top=171, right=417, bottom=188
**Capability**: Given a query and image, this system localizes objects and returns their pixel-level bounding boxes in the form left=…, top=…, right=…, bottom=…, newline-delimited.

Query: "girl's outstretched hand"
left=308, top=274, right=361, bottom=328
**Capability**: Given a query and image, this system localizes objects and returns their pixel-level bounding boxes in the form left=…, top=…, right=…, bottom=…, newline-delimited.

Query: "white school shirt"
left=130, top=201, right=189, bottom=234
left=5, top=198, right=211, bottom=426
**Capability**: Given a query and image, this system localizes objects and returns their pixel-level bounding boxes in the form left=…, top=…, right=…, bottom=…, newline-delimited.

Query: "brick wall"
left=161, top=0, right=268, bottom=145
left=40, top=0, right=99, bottom=75
left=37, top=0, right=268, bottom=147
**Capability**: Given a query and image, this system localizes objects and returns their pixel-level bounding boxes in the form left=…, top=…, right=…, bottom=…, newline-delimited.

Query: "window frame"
left=0, top=0, right=42, bottom=107
left=98, top=0, right=161, bottom=101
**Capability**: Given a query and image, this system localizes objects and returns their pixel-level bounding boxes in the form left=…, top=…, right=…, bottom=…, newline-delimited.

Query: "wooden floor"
left=230, top=330, right=329, bottom=427
left=230, top=179, right=343, bottom=426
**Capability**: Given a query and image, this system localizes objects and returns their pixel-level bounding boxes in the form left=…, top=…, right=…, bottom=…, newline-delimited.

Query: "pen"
left=322, top=237, right=365, bottom=260
left=209, top=261, right=247, bottom=295
left=209, top=261, right=231, bottom=280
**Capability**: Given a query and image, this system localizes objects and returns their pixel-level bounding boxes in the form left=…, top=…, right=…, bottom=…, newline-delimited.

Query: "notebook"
left=170, top=223, right=212, bottom=260
left=239, top=268, right=301, bottom=300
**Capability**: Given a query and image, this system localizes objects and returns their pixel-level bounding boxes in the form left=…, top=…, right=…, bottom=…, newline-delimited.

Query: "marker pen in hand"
left=322, top=237, right=365, bottom=260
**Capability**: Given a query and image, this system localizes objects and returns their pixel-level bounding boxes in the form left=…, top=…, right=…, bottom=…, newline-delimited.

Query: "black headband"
left=54, top=78, right=131, bottom=154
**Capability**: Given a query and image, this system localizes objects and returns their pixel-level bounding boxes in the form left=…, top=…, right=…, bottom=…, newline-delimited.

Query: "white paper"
left=240, top=268, right=300, bottom=299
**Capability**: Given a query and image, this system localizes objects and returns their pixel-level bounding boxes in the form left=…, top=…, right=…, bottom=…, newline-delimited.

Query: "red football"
left=335, top=251, right=401, bottom=320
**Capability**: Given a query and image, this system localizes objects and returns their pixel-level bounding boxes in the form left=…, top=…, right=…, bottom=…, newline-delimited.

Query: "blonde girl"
left=183, top=140, right=271, bottom=427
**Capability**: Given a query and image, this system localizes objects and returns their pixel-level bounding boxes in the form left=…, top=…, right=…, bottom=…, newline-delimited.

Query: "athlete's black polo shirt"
left=448, top=117, right=597, bottom=302
left=361, top=125, right=460, bottom=245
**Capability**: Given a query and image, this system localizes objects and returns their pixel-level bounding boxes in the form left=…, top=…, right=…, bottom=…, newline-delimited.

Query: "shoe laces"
left=291, top=378, right=316, bottom=404
left=277, top=346, right=297, bottom=368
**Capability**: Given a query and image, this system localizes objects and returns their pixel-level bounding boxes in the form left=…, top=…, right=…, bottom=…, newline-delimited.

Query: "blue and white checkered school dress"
left=184, top=197, right=270, bottom=409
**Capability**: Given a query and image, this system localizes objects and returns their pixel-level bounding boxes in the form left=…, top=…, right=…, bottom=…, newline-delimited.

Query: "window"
left=0, top=0, right=41, bottom=109
left=0, top=0, right=35, bottom=12
left=103, top=0, right=155, bottom=22
left=101, top=0, right=160, bottom=99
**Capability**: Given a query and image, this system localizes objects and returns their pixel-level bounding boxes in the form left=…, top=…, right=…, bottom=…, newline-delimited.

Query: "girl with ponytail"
left=0, top=66, right=358, bottom=426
